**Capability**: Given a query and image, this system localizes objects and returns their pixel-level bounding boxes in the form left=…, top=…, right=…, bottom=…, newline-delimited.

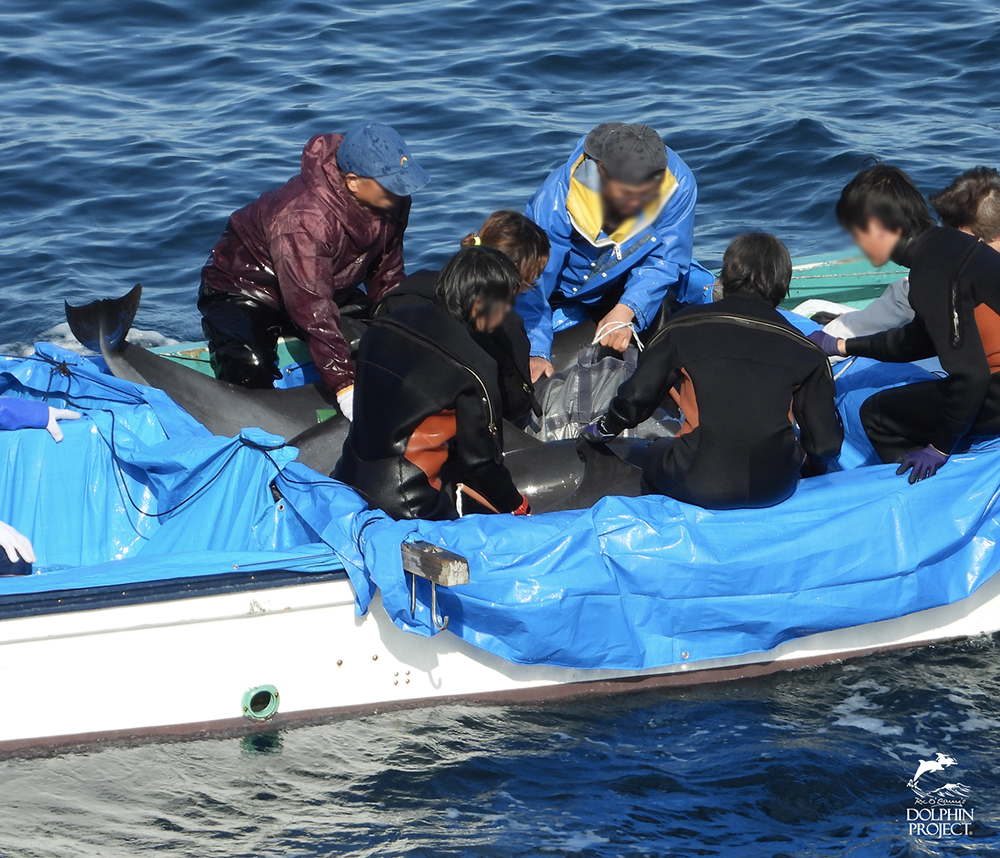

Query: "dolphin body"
left=65, top=286, right=646, bottom=512
left=65, top=285, right=348, bottom=461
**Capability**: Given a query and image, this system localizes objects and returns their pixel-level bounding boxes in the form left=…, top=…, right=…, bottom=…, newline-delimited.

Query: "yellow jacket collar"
left=565, top=155, right=678, bottom=247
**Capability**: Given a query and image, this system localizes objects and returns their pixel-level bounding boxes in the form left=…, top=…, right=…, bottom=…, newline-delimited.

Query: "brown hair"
left=460, top=210, right=550, bottom=292
left=930, top=166, right=1000, bottom=243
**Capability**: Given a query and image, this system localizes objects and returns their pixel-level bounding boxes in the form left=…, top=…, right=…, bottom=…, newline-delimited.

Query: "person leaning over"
left=198, top=122, right=429, bottom=420
left=334, top=247, right=532, bottom=520
left=519, top=122, right=715, bottom=382
left=374, top=210, right=550, bottom=426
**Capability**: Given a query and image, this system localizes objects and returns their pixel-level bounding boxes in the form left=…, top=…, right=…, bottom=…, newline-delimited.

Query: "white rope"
left=592, top=321, right=645, bottom=352
left=832, top=355, right=859, bottom=380
left=455, top=483, right=464, bottom=518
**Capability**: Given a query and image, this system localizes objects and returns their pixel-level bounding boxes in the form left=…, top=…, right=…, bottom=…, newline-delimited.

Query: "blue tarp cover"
left=0, top=341, right=997, bottom=672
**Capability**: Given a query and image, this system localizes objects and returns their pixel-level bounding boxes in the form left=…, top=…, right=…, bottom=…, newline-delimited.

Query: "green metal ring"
left=241, top=684, right=280, bottom=721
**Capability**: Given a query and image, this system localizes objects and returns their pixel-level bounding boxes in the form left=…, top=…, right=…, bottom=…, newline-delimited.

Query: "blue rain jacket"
left=0, top=396, right=48, bottom=431
left=518, top=136, right=715, bottom=358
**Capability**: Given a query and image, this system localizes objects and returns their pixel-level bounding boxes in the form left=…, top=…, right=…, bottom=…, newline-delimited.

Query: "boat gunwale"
left=0, top=567, right=348, bottom=621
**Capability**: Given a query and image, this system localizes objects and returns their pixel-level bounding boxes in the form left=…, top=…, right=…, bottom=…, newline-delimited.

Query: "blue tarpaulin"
left=0, top=341, right=997, bottom=672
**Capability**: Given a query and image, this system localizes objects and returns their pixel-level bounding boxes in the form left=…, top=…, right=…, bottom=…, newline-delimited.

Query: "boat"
left=5, top=249, right=999, bottom=757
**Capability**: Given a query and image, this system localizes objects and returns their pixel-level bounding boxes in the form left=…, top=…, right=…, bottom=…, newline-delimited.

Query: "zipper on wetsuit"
left=378, top=320, right=499, bottom=436
left=646, top=314, right=837, bottom=381
left=948, top=238, right=983, bottom=348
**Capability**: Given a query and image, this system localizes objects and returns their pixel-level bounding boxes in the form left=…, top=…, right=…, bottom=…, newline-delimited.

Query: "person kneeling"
left=581, top=233, right=843, bottom=510
left=334, top=247, right=532, bottom=520
left=810, top=164, right=1000, bottom=482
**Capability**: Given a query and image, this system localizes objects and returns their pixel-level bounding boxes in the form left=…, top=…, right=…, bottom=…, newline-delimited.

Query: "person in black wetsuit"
left=334, top=246, right=531, bottom=520
left=809, top=164, right=1000, bottom=482
left=581, top=233, right=843, bottom=510
left=375, top=210, right=550, bottom=426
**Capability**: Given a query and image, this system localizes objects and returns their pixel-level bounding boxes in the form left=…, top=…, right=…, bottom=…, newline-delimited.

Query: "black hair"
left=460, top=210, right=551, bottom=291
left=435, top=246, right=521, bottom=327
left=930, top=166, right=1000, bottom=243
left=835, top=163, right=935, bottom=239
left=720, top=232, right=792, bottom=307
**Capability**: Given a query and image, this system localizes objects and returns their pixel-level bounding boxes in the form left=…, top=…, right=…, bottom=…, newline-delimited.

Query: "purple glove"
left=807, top=330, right=842, bottom=357
left=579, top=416, right=617, bottom=445
left=896, top=445, right=949, bottom=484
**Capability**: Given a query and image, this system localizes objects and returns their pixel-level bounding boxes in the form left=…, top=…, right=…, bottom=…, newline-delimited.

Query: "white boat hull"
left=2, top=570, right=1000, bottom=755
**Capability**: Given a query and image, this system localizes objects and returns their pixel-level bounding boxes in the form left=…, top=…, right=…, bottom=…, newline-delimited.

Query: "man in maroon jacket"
left=198, top=122, right=429, bottom=420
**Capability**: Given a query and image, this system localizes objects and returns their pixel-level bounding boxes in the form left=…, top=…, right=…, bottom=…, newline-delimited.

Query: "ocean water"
left=2, top=0, right=1000, bottom=854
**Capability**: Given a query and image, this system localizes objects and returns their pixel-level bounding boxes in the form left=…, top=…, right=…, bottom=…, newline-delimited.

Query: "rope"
left=21, top=357, right=271, bottom=520
left=104, top=408, right=245, bottom=518
left=592, top=321, right=645, bottom=352
left=790, top=271, right=901, bottom=281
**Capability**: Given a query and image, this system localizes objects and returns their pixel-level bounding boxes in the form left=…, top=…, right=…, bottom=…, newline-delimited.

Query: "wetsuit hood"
left=890, top=227, right=934, bottom=269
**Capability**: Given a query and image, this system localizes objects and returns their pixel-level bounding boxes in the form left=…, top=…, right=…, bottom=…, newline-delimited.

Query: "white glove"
left=46, top=407, right=81, bottom=442
left=336, top=385, right=354, bottom=422
left=0, top=520, right=34, bottom=564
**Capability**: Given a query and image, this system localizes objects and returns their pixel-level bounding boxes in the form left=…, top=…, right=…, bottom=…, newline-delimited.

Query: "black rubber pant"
left=198, top=286, right=373, bottom=389
left=639, top=434, right=801, bottom=511
left=198, top=287, right=289, bottom=389
left=860, top=378, right=1000, bottom=463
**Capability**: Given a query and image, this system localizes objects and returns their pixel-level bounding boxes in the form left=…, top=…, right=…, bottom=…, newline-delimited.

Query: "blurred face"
left=599, top=164, right=663, bottom=220
left=472, top=297, right=511, bottom=333
left=850, top=218, right=902, bottom=267
left=344, top=174, right=403, bottom=213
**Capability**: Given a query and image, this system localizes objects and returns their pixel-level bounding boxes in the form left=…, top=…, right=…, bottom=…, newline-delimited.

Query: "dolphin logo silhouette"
left=908, top=753, right=957, bottom=789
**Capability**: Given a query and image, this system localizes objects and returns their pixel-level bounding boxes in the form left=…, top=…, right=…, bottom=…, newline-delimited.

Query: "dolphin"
left=64, top=286, right=649, bottom=511
left=65, top=285, right=348, bottom=471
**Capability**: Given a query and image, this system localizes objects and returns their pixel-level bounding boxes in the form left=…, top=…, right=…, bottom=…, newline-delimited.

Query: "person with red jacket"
left=198, top=123, right=429, bottom=420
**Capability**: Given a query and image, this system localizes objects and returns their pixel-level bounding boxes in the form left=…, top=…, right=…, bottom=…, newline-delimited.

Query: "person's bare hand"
left=529, top=356, right=554, bottom=383
left=595, top=304, right=636, bottom=352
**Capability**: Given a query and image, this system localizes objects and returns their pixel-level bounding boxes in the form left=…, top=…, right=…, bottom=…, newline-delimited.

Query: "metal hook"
left=430, top=582, right=449, bottom=631
left=407, top=573, right=450, bottom=631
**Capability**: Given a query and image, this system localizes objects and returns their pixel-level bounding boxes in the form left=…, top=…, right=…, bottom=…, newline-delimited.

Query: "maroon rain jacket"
left=200, top=133, right=409, bottom=392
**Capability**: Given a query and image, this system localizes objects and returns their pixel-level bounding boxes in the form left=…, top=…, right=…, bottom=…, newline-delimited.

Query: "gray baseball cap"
left=583, top=122, right=667, bottom=185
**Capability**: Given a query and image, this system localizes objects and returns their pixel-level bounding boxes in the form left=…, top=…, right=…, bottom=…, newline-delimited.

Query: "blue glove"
left=579, top=416, right=617, bottom=445
left=896, top=445, right=949, bottom=483
left=807, top=330, right=842, bottom=357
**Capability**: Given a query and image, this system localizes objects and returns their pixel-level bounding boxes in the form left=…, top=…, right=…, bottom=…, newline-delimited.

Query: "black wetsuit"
left=846, top=228, right=1000, bottom=462
left=601, top=293, right=843, bottom=510
left=333, top=304, right=523, bottom=521
left=376, top=270, right=540, bottom=425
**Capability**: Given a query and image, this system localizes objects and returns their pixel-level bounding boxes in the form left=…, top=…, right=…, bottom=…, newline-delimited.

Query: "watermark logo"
left=906, top=752, right=974, bottom=838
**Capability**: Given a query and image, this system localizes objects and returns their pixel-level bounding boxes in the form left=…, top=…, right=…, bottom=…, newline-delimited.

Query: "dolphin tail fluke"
left=65, top=284, right=142, bottom=353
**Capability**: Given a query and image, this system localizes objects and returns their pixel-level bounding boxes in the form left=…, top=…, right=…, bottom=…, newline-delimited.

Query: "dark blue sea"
left=2, top=0, right=1000, bottom=854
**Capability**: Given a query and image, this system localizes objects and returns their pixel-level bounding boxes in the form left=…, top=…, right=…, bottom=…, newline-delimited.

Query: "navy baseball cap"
left=337, top=122, right=429, bottom=197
